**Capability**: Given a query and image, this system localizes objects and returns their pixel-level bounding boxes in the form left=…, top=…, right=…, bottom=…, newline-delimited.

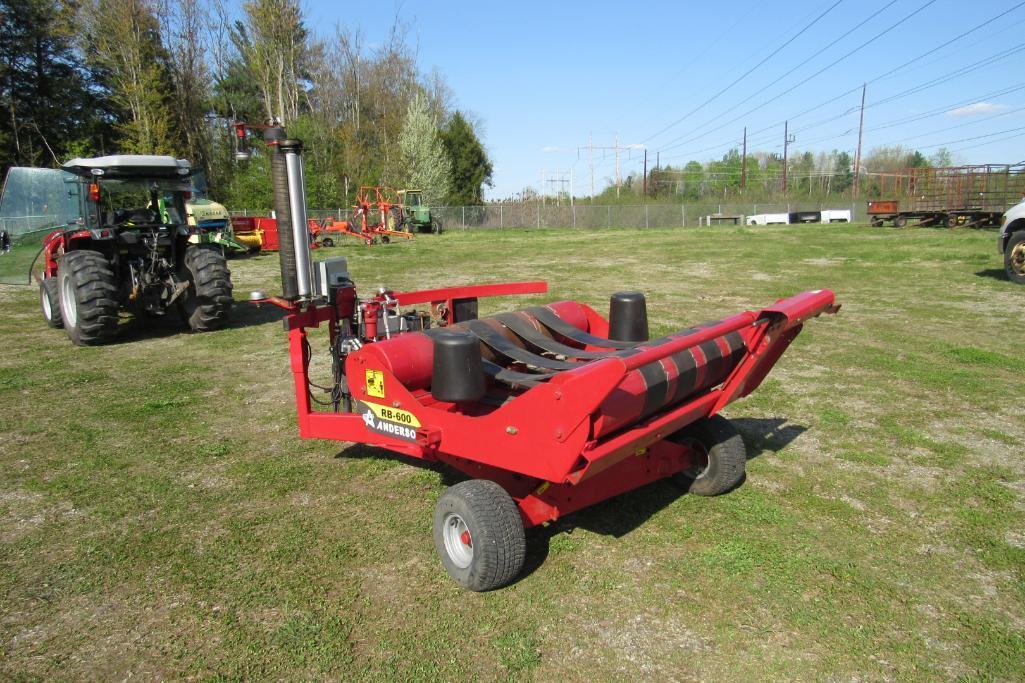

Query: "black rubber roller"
left=431, top=330, right=486, bottom=402
left=609, top=291, right=648, bottom=342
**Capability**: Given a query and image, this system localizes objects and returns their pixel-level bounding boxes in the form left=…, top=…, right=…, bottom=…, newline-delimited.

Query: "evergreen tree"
left=0, top=0, right=108, bottom=168
left=439, top=112, right=492, bottom=204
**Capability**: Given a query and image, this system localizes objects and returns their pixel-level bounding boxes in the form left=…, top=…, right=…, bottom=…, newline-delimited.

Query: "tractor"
left=185, top=197, right=249, bottom=257
left=396, top=189, right=442, bottom=234
left=33, top=155, right=233, bottom=345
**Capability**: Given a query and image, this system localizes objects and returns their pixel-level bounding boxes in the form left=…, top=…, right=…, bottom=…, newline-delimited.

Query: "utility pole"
left=541, top=170, right=571, bottom=205
left=783, top=121, right=795, bottom=195
left=614, top=134, right=621, bottom=198
left=577, top=136, right=630, bottom=200
left=741, top=126, right=747, bottom=193
left=643, top=149, right=648, bottom=196
left=853, top=82, right=866, bottom=200
left=588, top=134, right=594, bottom=199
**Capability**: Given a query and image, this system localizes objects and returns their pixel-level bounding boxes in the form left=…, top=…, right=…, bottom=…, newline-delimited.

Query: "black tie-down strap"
left=465, top=320, right=582, bottom=371
left=524, top=306, right=640, bottom=350
left=492, top=313, right=615, bottom=360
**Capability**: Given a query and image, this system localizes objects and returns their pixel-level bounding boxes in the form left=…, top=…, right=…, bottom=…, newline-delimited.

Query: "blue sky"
left=303, top=0, right=1025, bottom=199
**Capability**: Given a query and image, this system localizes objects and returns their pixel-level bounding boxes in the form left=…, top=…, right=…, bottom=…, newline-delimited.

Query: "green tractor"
left=396, top=189, right=442, bottom=234
left=185, top=197, right=249, bottom=256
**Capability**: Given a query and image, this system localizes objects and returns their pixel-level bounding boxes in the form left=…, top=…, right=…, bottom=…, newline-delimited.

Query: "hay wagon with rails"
left=868, top=163, right=1025, bottom=228
left=249, top=126, right=841, bottom=591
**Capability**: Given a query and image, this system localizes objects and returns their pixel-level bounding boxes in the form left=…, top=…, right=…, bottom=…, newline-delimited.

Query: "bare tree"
left=237, top=0, right=310, bottom=122
left=154, top=0, right=210, bottom=166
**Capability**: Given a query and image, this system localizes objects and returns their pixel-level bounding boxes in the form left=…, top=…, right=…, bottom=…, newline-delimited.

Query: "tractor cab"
left=400, top=189, right=422, bottom=207
left=61, top=155, right=194, bottom=234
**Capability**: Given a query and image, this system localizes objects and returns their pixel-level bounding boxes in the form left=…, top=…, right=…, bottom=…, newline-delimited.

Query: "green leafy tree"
left=440, top=112, right=492, bottom=205
left=905, top=150, right=930, bottom=168
left=397, top=93, right=450, bottom=204
left=681, top=160, right=705, bottom=200
left=82, top=0, right=176, bottom=154
left=832, top=150, right=853, bottom=193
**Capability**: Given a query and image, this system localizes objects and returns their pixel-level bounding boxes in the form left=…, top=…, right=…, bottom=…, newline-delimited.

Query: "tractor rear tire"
left=433, top=219, right=443, bottom=235
left=669, top=415, right=747, bottom=496
left=57, top=250, right=119, bottom=346
left=40, top=277, right=62, bottom=328
left=433, top=479, right=526, bottom=591
left=180, top=244, right=233, bottom=332
left=1004, top=231, right=1025, bottom=284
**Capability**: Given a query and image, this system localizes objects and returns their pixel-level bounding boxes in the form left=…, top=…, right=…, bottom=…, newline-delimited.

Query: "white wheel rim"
left=60, top=274, right=78, bottom=327
left=442, top=513, right=473, bottom=569
left=41, top=285, right=51, bottom=319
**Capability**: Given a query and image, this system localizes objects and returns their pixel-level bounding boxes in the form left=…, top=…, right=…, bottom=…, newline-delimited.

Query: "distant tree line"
left=0, top=0, right=494, bottom=210
left=601, top=145, right=958, bottom=204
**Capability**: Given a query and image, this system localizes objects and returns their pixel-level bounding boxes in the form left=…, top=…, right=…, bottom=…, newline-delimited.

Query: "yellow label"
left=362, top=401, right=421, bottom=428
left=365, top=369, right=385, bottom=398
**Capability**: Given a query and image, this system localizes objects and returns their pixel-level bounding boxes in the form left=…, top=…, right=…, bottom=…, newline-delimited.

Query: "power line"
left=641, top=0, right=845, bottom=143
left=891, top=125, right=1025, bottom=152
left=656, top=0, right=939, bottom=155
left=658, top=0, right=898, bottom=147
left=792, top=76, right=1025, bottom=139
left=656, top=0, right=1023, bottom=159
left=666, top=0, right=763, bottom=78
left=947, top=130, right=1025, bottom=155
left=795, top=104, right=1025, bottom=150
left=659, top=38, right=1025, bottom=164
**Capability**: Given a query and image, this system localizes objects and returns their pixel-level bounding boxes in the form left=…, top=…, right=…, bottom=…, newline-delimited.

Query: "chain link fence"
left=231, top=201, right=867, bottom=229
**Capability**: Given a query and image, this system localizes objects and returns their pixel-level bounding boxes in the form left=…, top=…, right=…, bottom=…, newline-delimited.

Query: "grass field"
left=1, top=224, right=1023, bottom=680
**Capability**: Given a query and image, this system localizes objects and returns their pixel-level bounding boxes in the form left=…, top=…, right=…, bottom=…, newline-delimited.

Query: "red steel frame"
left=266, top=283, right=837, bottom=528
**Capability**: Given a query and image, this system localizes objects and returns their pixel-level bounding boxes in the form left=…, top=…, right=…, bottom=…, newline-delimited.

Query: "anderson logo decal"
left=356, top=400, right=421, bottom=443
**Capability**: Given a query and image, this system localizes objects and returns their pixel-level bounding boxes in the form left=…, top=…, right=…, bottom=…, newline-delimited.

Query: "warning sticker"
left=365, top=369, right=385, bottom=398
left=356, top=400, right=421, bottom=443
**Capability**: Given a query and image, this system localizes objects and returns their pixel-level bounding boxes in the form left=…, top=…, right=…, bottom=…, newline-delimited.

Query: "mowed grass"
left=1, top=224, right=1023, bottom=680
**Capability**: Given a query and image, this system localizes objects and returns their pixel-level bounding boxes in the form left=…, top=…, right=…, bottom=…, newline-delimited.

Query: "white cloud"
left=542, top=146, right=562, bottom=153
left=946, top=102, right=1009, bottom=117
